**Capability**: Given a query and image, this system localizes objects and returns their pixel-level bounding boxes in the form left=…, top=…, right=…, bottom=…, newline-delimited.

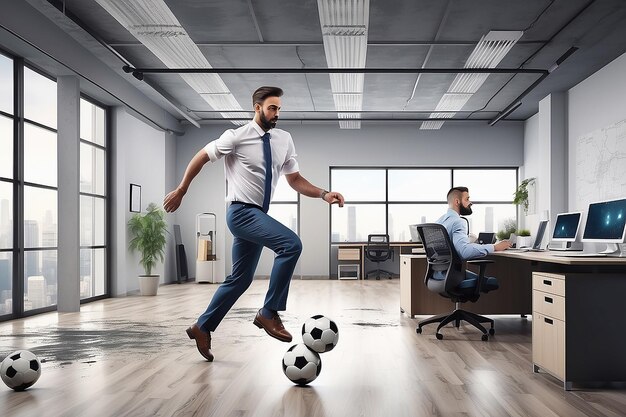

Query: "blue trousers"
left=197, top=203, right=302, bottom=332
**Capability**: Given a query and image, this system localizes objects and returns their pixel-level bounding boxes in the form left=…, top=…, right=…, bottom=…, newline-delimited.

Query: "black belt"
left=230, top=201, right=264, bottom=211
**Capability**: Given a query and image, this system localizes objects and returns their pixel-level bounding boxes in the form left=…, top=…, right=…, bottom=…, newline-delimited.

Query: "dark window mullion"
left=14, top=57, right=24, bottom=317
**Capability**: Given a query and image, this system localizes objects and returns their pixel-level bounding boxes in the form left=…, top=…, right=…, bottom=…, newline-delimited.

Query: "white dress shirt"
left=204, top=120, right=299, bottom=206
left=437, top=208, right=494, bottom=260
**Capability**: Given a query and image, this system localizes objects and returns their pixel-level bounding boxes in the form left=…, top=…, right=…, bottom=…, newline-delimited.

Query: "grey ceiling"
left=33, top=0, right=626, bottom=125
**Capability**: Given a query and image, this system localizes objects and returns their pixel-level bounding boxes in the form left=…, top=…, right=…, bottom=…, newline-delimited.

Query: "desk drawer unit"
left=532, top=272, right=566, bottom=386
left=337, top=248, right=360, bottom=261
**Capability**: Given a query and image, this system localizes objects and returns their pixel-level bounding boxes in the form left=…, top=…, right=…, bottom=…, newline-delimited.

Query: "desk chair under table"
left=415, top=223, right=499, bottom=341
left=364, top=234, right=393, bottom=280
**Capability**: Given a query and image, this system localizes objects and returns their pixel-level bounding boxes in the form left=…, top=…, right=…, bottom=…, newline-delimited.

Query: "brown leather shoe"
left=253, top=310, right=292, bottom=342
left=186, top=323, right=214, bottom=361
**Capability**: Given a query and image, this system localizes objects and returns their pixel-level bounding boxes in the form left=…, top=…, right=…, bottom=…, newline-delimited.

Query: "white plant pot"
left=517, top=236, right=533, bottom=248
left=138, top=275, right=160, bottom=296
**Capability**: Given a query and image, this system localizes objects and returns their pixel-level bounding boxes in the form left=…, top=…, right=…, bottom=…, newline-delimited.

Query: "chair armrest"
left=466, top=260, right=493, bottom=296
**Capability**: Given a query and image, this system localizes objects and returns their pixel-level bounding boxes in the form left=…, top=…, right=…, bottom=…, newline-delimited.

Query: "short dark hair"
left=447, top=186, right=469, bottom=203
left=252, top=86, right=283, bottom=106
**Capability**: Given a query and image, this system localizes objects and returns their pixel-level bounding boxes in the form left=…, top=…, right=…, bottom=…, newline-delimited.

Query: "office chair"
left=364, top=234, right=393, bottom=280
left=414, top=223, right=498, bottom=341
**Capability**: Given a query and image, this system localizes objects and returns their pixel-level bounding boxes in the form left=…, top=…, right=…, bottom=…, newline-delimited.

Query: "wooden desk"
left=399, top=251, right=626, bottom=316
left=400, top=251, right=626, bottom=389
left=399, top=252, right=534, bottom=317
left=332, top=243, right=422, bottom=279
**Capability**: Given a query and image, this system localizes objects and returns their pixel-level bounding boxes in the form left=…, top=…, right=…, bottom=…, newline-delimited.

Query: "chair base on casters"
left=365, top=268, right=393, bottom=280
left=415, top=308, right=495, bottom=341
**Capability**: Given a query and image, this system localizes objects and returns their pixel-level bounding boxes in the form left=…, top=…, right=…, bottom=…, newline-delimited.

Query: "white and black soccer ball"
left=302, top=315, right=339, bottom=353
left=282, top=343, right=322, bottom=386
left=1, top=350, right=42, bottom=391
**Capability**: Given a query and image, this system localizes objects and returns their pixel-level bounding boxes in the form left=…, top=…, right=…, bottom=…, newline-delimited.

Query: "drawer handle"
left=544, top=296, right=553, bottom=304
left=544, top=318, right=553, bottom=325
left=403, top=261, right=406, bottom=265
left=543, top=279, right=552, bottom=286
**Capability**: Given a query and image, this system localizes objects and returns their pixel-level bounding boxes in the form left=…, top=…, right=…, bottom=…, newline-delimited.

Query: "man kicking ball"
left=163, top=86, right=344, bottom=361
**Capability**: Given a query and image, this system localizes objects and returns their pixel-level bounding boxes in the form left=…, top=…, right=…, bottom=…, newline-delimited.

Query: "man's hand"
left=494, top=240, right=512, bottom=251
left=323, top=191, right=345, bottom=207
left=163, top=188, right=185, bottom=213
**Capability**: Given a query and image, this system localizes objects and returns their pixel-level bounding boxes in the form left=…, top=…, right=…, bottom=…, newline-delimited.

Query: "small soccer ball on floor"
left=1, top=350, right=42, bottom=391
left=302, top=315, right=339, bottom=353
left=282, top=343, right=322, bottom=386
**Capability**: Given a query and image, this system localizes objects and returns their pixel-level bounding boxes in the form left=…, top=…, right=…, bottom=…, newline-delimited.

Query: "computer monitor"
left=582, top=198, right=626, bottom=243
left=532, top=220, right=549, bottom=250
left=552, top=212, right=582, bottom=242
left=408, top=224, right=421, bottom=243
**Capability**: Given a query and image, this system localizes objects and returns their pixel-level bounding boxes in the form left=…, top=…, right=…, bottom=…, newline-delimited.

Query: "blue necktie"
left=261, top=132, right=272, bottom=212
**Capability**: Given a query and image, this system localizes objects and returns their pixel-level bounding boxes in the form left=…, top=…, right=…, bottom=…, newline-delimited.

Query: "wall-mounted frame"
left=130, top=183, right=141, bottom=213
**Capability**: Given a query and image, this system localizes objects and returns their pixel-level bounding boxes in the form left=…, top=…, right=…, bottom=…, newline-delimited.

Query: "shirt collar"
left=250, top=120, right=269, bottom=138
left=447, top=208, right=459, bottom=218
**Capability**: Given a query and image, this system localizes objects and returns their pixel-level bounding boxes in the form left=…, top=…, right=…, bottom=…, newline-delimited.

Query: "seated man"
left=436, top=186, right=511, bottom=287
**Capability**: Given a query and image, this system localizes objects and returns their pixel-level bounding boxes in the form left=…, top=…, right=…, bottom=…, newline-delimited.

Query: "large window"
left=1, top=50, right=109, bottom=320
left=330, top=167, right=518, bottom=242
left=80, top=98, right=107, bottom=299
left=23, top=67, right=58, bottom=312
left=0, top=53, right=13, bottom=316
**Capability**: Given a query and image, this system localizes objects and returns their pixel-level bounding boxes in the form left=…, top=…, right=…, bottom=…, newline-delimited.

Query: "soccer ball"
left=1, top=350, right=42, bottom=391
left=302, top=315, right=339, bottom=353
left=282, top=343, right=322, bottom=386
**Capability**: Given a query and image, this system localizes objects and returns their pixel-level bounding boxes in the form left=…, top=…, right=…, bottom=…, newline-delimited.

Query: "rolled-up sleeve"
left=281, top=134, right=300, bottom=175
left=451, top=218, right=494, bottom=260
left=204, top=129, right=237, bottom=162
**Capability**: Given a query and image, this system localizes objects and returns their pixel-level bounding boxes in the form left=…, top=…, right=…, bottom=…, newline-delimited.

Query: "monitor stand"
left=601, top=243, right=626, bottom=257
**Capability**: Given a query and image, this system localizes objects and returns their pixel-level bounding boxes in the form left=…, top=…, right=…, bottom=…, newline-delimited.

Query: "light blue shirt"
left=436, top=208, right=494, bottom=261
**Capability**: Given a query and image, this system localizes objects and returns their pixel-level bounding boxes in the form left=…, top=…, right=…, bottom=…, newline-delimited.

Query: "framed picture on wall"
left=130, top=183, right=141, bottom=213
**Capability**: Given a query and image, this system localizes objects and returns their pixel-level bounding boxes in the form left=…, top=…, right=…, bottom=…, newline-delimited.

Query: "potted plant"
left=128, top=202, right=168, bottom=296
left=496, top=218, right=517, bottom=241
left=513, top=177, right=536, bottom=214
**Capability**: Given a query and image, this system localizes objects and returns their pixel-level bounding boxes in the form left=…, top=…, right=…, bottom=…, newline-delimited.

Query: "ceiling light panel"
left=94, top=0, right=245, bottom=125
left=318, top=0, right=370, bottom=129
left=422, top=30, right=523, bottom=130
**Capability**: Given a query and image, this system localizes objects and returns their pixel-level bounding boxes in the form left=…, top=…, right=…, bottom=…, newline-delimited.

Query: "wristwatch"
left=320, top=190, right=329, bottom=200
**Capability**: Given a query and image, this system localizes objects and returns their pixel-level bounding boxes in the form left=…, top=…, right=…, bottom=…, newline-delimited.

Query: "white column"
left=537, top=93, right=567, bottom=239
left=57, top=76, right=80, bottom=312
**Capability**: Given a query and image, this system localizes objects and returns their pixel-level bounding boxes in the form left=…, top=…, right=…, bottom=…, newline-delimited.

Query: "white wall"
left=174, top=121, right=524, bottom=279
left=111, top=109, right=177, bottom=295
left=568, top=52, right=626, bottom=209
left=522, top=52, right=626, bottom=250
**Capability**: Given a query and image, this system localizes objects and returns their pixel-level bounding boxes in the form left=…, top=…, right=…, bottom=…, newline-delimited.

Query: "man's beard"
left=260, top=109, right=278, bottom=130
left=460, top=203, right=473, bottom=216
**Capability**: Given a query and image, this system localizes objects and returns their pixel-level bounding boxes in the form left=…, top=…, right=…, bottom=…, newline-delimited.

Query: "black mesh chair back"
left=416, top=223, right=466, bottom=299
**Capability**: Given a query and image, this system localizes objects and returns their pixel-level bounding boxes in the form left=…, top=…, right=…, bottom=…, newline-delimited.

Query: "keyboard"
left=506, top=248, right=545, bottom=253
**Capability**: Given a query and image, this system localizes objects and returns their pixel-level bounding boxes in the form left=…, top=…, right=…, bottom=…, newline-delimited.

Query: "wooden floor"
left=1, top=279, right=625, bottom=417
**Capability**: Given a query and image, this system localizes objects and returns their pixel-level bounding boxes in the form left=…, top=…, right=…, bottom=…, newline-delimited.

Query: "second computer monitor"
left=582, top=197, right=626, bottom=243
left=552, top=212, right=582, bottom=242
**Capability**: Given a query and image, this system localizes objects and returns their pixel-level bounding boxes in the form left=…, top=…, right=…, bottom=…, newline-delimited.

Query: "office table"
left=400, top=251, right=626, bottom=389
left=332, top=243, right=422, bottom=279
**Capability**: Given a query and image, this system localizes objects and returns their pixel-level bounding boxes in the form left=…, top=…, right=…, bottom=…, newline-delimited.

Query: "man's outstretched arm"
left=285, top=172, right=344, bottom=206
left=163, top=149, right=210, bottom=212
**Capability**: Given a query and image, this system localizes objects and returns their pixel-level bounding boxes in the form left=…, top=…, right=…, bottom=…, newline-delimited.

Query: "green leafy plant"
left=496, top=218, right=517, bottom=241
left=517, top=229, right=531, bottom=237
left=513, top=177, right=536, bottom=213
left=128, top=203, right=168, bottom=276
